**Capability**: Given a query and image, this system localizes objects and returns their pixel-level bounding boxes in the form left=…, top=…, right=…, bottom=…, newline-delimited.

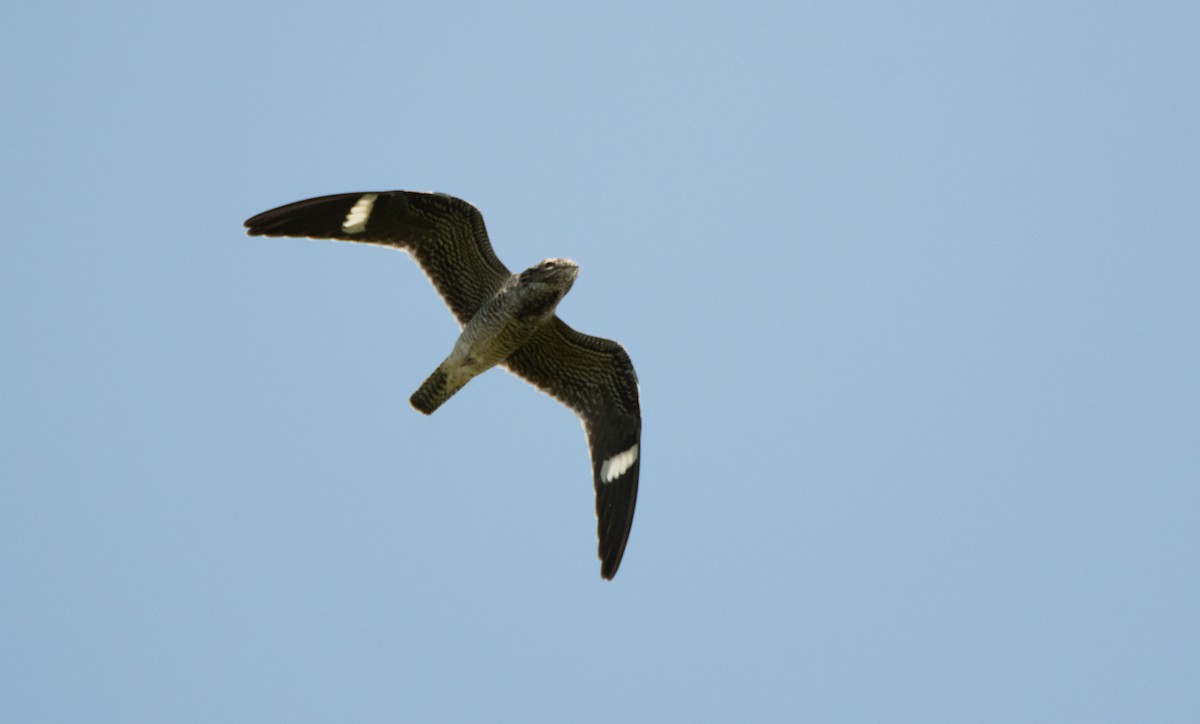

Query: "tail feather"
left=410, top=367, right=450, bottom=415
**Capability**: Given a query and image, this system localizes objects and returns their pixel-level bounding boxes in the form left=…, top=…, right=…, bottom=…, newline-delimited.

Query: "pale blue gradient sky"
left=2, top=2, right=1198, bottom=722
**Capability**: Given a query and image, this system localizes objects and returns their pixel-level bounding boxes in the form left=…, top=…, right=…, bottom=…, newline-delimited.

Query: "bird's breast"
left=449, top=288, right=555, bottom=372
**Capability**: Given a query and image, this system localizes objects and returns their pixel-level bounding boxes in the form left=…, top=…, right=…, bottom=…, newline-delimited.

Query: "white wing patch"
left=599, top=443, right=639, bottom=484
left=341, top=193, right=378, bottom=234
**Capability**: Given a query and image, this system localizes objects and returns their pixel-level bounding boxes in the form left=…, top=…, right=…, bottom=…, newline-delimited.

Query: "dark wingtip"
left=243, top=206, right=283, bottom=235
left=595, top=461, right=638, bottom=581
left=242, top=212, right=276, bottom=237
left=600, top=544, right=627, bottom=580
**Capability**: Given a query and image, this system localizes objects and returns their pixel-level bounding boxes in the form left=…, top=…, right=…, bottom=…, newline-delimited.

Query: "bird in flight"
left=244, top=191, right=641, bottom=579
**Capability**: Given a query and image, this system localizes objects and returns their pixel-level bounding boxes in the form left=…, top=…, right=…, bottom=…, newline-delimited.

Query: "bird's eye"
left=544, top=261, right=556, bottom=269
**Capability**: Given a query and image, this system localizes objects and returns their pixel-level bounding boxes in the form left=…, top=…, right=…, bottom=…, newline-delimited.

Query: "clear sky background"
left=2, top=1, right=1197, bottom=722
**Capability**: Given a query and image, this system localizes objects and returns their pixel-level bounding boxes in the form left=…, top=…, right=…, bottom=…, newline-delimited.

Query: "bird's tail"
left=410, top=362, right=469, bottom=415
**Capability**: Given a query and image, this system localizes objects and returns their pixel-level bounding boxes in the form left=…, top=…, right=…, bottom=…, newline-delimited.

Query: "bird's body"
left=244, top=191, right=640, bottom=579
left=411, top=258, right=579, bottom=414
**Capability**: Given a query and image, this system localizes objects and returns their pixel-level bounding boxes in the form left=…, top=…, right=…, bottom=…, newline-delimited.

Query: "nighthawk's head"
left=519, top=258, right=579, bottom=294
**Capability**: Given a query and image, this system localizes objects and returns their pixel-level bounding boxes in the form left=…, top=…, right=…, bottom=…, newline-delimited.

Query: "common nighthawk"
left=244, top=191, right=640, bottom=579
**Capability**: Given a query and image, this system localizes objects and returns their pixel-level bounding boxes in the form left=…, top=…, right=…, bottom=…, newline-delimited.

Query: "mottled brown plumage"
left=244, top=191, right=641, bottom=579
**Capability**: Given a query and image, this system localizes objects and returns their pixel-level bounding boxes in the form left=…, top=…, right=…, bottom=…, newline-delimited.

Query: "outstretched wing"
left=244, top=191, right=510, bottom=325
left=504, top=317, right=641, bottom=580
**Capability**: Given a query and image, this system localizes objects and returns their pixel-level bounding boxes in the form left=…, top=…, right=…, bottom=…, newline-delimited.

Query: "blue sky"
left=2, top=1, right=1197, bottom=721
